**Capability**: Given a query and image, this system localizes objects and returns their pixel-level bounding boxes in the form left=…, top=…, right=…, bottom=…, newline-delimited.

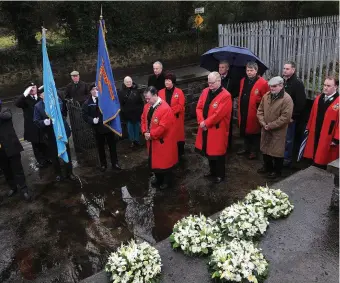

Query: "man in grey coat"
left=256, top=76, right=293, bottom=179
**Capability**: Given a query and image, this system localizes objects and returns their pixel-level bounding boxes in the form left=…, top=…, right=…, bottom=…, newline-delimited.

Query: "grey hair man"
left=194, top=71, right=233, bottom=184
left=257, top=76, right=293, bottom=179
left=148, top=61, right=165, bottom=91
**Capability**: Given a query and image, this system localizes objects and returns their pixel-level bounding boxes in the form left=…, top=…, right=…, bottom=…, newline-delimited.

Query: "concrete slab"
left=81, top=166, right=339, bottom=283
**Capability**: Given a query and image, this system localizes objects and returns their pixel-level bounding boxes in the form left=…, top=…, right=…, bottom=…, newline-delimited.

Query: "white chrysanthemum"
left=244, top=185, right=294, bottom=219
left=218, top=202, right=269, bottom=239
left=209, top=239, right=268, bottom=282
left=105, top=240, right=162, bottom=283
left=169, top=214, right=222, bottom=256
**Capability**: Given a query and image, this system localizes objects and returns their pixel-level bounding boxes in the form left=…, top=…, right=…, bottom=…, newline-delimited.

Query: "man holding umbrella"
left=195, top=72, right=232, bottom=184
left=237, top=62, right=269, bottom=159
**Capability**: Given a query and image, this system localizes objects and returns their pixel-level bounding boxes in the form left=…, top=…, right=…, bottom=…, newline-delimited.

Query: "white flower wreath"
left=218, top=202, right=269, bottom=240
left=169, top=214, right=222, bottom=256
left=244, top=186, right=294, bottom=219
left=209, top=239, right=269, bottom=283
left=105, top=240, right=162, bottom=283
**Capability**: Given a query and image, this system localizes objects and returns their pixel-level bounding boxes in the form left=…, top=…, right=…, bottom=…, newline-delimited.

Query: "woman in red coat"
left=303, top=77, right=339, bottom=168
left=158, top=72, right=185, bottom=159
left=141, top=86, right=178, bottom=189
left=195, top=72, right=233, bottom=184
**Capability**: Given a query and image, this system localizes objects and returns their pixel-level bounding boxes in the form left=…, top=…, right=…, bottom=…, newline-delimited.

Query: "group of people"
left=0, top=59, right=338, bottom=201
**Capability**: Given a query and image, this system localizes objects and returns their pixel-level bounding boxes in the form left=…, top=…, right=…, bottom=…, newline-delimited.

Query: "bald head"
left=123, top=76, right=133, bottom=88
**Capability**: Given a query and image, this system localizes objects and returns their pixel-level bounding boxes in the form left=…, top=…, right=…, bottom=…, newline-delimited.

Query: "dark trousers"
left=51, top=143, right=73, bottom=175
left=155, top=170, right=172, bottom=186
left=228, top=115, right=233, bottom=151
left=178, top=141, right=185, bottom=158
left=263, top=154, right=284, bottom=174
left=284, top=121, right=296, bottom=163
left=0, top=152, right=27, bottom=191
left=32, top=142, right=49, bottom=164
left=95, top=131, right=118, bottom=167
left=244, top=134, right=260, bottom=153
left=208, top=155, right=226, bottom=178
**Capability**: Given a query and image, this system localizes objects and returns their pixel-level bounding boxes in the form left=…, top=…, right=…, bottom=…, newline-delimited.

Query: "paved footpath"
left=81, top=166, right=339, bottom=283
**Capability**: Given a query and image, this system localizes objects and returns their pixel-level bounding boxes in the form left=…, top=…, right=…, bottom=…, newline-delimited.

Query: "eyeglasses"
left=270, top=84, right=279, bottom=88
left=208, top=81, right=217, bottom=85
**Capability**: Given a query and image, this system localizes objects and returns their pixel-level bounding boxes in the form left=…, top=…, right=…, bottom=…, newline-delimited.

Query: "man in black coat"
left=282, top=61, right=306, bottom=166
left=64, top=70, right=89, bottom=105
left=118, top=76, right=144, bottom=147
left=147, top=61, right=165, bottom=91
left=82, top=83, right=122, bottom=172
left=219, top=60, right=241, bottom=151
left=15, top=82, right=49, bottom=168
left=0, top=100, right=31, bottom=201
left=33, top=88, right=76, bottom=182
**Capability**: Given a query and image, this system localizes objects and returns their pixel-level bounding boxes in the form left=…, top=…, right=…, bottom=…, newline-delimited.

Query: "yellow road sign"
left=195, top=14, right=204, bottom=28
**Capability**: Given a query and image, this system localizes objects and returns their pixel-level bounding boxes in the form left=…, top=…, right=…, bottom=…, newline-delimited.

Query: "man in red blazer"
left=303, top=76, right=339, bottom=168
left=141, top=86, right=178, bottom=189
left=195, top=72, right=233, bottom=184
left=237, top=62, right=269, bottom=159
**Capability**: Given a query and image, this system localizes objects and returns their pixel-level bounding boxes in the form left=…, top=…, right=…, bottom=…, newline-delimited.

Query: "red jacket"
left=304, top=94, right=339, bottom=165
left=141, top=100, right=178, bottom=170
left=195, top=87, right=232, bottom=156
left=238, top=77, right=269, bottom=135
left=158, top=87, right=185, bottom=142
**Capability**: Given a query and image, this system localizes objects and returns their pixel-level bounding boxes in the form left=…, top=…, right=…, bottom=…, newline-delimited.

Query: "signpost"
left=194, top=7, right=204, bottom=55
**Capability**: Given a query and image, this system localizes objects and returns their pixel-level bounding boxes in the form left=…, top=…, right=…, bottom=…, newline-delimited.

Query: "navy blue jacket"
left=33, top=99, right=71, bottom=138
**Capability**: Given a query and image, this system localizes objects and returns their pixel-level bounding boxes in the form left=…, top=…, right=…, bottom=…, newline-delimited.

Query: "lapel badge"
left=153, top=117, right=159, bottom=124
left=255, top=89, right=259, bottom=95
left=332, top=103, right=339, bottom=110
left=174, top=93, right=179, bottom=99
left=213, top=101, right=218, bottom=109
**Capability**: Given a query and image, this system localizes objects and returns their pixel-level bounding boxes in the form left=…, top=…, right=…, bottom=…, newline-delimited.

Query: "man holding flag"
left=95, top=12, right=123, bottom=140
left=34, top=28, right=76, bottom=182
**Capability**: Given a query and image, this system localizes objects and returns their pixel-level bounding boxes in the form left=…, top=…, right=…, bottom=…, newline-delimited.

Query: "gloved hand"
left=93, top=117, right=99, bottom=124
left=43, top=119, right=51, bottom=126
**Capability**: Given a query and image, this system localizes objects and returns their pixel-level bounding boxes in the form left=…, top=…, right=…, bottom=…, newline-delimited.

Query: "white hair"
left=124, top=76, right=132, bottom=83
left=208, top=71, right=221, bottom=82
left=153, top=61, right=163, bottom=69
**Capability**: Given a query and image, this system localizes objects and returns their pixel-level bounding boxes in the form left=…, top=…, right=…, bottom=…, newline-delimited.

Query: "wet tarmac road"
left=0, top=118, right=313, bottom=283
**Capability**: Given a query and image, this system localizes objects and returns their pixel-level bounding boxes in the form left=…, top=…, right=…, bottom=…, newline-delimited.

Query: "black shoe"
left=160, top=183, right=170, bottom=190
left=283, top=160, right=292, bottom=167
left=67, top=174, right=77, bottom=181
left=237, top=149, right=248, bottom=155
left=151, top=178, right=159, bottom=187
left=36, top=162, right=46, bottom=168
left=113, top=163, right=122, bottom=171
left=55, top=175, right=63, bottom=182
left=7, top=188, right=17, bottom=197
left=100, top=165, right=107, bottom=172
left=204, top=172, right=214, bottom=179
left=257, top=167, right=269, bottom=175
left=266, top=172, right=281, bottom=179
left=213, top=177, right=224, bottom=184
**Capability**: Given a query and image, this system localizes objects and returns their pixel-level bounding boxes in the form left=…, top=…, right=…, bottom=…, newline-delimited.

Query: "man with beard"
left=282, top=61, right=306, bottom=167
left=195, top=71, right=232, bottom=184
left=141, top=86, right=178, bottom=190
left=237, top=62, right=269, bottom=160
left=303, top=76, right=339, bottom=169
left=0, top=100, right=32, bottom=201
left=148, top=61, right=166, bottom=91
left=15, top=82, right=49, bottom=168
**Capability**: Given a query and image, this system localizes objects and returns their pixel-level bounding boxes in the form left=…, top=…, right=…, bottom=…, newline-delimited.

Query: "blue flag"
left=41, top=28, right=69, bottom=163
left=96, top=19, right=122, bottom=136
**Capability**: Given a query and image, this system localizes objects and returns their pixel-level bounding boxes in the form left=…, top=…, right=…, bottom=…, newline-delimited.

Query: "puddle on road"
left=1, top=143, right=311, bottom=282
